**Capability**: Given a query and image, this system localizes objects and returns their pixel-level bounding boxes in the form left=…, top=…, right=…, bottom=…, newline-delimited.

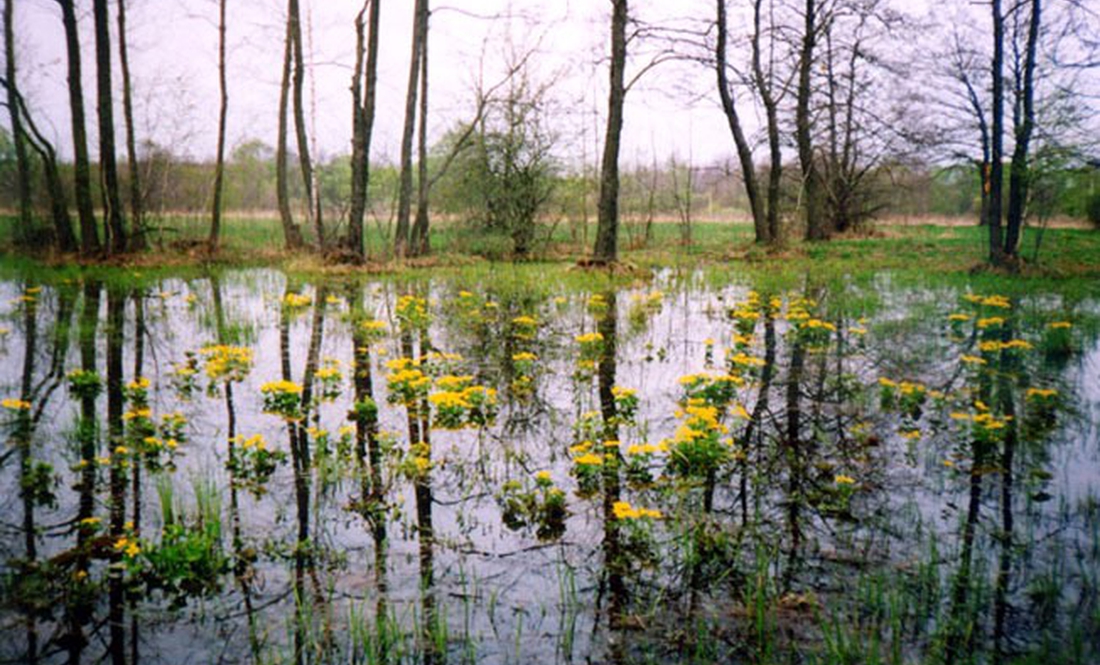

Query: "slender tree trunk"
left=593, top=0, right=628, bottom=264
left=345, top=0, right=380, bottom=261
left=797, top=0, right=822, bottom=240
left=716, top=0, right=768, bottom=244
left=210, top=0, right=228, bottom=248
left=289, top=0, right=319, bottom=249
left=411, top=3, right=431, bottom=257
left=117, top=0, right=143, bottom=250
left=4, top=0, right=32, bottom=246
left=58, top=0, right=101, bottom=255
left=93, top=0, right=127, bottom=254
left=752, top=0, right=782, bottom=242
left=395, top=0, right=426, bottom=258
left=276, top=4, right=304, bottom=250
left=105, top=286, right=126, bottom=665
left=1004, top=0, right=1040, bottom=262
left=988, top=0, right=1006, bottom=263
left=14, top=93, right=76, bottom=250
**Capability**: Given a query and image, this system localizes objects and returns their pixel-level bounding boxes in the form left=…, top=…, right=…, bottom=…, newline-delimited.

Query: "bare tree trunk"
left=93, top=0, right=127, bottom=254
left=593, top=0, right=628, bottom=264
left=276, top=3, right=304, bottom=250
left=209, top=0, right=228, bottom=248
left=752, top=0, right=782, bottom=242
left=345, top=0, right=381, bottom=261
left=1004, top=0, right=1040, bottom=262
left=411, top=2, right=430, bottom=257
left=716, top=0, right=768, bottom=244
left=117, top=0, right=144, bottom=250
left=797, top=0, right=823, bottom=240
left=8, top=87, right=76, bottom=250
left=395, top=0, right=426, bottom=259
left=289, top=0, right=319, bottom=249
left=58, top=0, right=101, bottom=256
left=4, top=0, right=32, bottom=246
left=988, top=0, right=1006, bottom=263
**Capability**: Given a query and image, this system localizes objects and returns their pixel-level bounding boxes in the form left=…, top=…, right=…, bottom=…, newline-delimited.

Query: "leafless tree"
left=57, top=0, right=101, bottom=255
left=3, top=0, right=31, bottom=245
left=93, top=0, right=127, bottom=253
left=210, top=0, right=229, bottom=248
left=394, top=0, right=428, bottom=258
left=118, top=0, right=144, bottom=249
left=343, top=0, right=381, bottom=261
left=593, top=0, right=629, bottom=264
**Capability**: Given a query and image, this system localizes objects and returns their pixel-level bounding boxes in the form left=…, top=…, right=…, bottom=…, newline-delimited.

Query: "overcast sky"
left=14, top=0, right=766, bottom=168
left=14, top=0, right=1090, bottom=171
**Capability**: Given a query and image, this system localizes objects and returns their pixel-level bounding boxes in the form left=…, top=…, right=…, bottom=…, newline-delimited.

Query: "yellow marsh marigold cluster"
left=201, top=344, right=254, bottom=383
left=612, top=500, right=662, bottom=521
left=283, top=292, right=312, bottom=309
left=260, top=380, right=304, bottom=419
left=2, top=397, right=31, bottom=411
left=396, top=295, right=430, bottom=329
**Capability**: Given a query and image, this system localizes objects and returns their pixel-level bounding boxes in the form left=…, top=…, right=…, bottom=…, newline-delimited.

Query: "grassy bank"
left=2, top=214, right=1098, bottom=291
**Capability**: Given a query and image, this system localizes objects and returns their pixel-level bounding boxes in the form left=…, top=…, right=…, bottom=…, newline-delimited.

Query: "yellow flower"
left=976, top=317, right=1004, bottom=329
left=573, top=453, right=604, bottom=466
left=612, top=501, right=638, bottom=520
left=948, top=313, right=972, bottom=322
left=284, top=292, right=312, bottom=308
left=1025, top=387, right=1057, bottom=400
left=126, top=377, right=151, bottom=391
left=900, top=429, right=921, bottom=440
left=1047, top=321, right=1072, bottom=329
left=2, top=398, right=31, bottom=410
left=535, top=470, right=552, bottom=483
left=961, top=355, right=986, bottom=365
left=512, top=315, right=538, bottom=327
left=575, top=332, right=604, bottom=345
left=260, top=380, right=303, bottom=394
left=512, top=352, right=538, bottom=362
left=834, top=474, right=856, bottom=485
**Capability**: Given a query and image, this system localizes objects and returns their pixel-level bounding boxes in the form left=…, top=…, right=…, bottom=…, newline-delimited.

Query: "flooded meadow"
left=1, top=266, right=1098, bottom=664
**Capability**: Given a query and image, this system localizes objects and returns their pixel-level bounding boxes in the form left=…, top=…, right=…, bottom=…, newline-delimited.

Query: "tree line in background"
left=1, top=0, right=1097, bottom=267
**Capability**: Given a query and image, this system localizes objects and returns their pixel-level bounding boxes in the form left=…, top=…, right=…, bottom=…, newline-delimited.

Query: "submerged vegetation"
left=1, top=258, right=1098, bottom=663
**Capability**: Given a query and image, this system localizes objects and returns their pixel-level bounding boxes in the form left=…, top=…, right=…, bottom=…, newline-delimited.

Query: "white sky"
left=15, top=0, right=1090, bottom=171
left=14, top=0, right=750, bottom=168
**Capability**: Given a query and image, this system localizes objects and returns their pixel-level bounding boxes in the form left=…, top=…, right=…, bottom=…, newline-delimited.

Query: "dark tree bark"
left=395, top=0, right=427, bottom=258
left=344, top=0, right=381, bottom=261
left=593, top=0, right=628, bottom=264
left=209, top=0, right=228, bottom=248
left=715, top=0, right=768, bottom=244
left=1004, top=0, right=1041, bottom=261
left=4, top=0, right=32, bottom=246
left=93, top=0, right=127, bottom=254
left=117, top=0, right=144, bottom=249
left=58, top=0, right=101, bottom=255
left=410, top=4, right=430, bottom=257
left=988, top=0, right=1006, bottom=263
left=5, top=86, right=77, bottom=250
left=276, top=3, right=304, bottom=250
left=105, top=286, right=126, bottom=665
left=751, top=0, right=783, bottom=242
left=797, top=0, right=823, bottom=240
left=288, top=0, right=321, bottom=249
